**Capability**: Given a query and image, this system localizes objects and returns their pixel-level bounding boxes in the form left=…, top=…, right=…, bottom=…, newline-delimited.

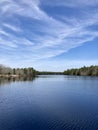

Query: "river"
left=0, top=75, right=98, bottom=130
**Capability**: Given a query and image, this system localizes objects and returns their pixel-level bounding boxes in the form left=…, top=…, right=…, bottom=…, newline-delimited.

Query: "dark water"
left=0, top=75, right=98, bottom=130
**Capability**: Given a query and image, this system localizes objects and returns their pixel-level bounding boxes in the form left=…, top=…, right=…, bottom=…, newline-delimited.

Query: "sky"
left=0, top=0, right=98, bottom=71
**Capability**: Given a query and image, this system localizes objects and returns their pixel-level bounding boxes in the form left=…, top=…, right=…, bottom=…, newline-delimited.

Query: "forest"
left=0, top=64, right=37, bottom=77
left=1, top=64, right=98, bottom=77
left=38, top=71, right=63, bottom=75
left=63, top=66, right=98, bottom=76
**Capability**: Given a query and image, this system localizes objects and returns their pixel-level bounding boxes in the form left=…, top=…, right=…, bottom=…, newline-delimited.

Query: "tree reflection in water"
left=0, top=76, right=36, bottom=86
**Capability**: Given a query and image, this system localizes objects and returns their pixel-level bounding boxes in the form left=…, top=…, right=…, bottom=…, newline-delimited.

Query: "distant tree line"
left=38, top=71, right=63, bottom=75
left=63, top=66, right=98, bottom=76
left=1, top=64, right=98, bottom=77
left=0, top=64, right=37, bottom=77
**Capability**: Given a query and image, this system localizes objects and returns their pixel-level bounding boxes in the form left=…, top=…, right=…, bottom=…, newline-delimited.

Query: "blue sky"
left=0, top=0, right=98, bottom=71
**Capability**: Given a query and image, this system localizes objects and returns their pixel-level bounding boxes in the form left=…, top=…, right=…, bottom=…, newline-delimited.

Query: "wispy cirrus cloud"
left=0, top=0, right=46, bottom=19
left=0, top=0, right=98, bottom=70
left=3, top=23, right=21, bottom=32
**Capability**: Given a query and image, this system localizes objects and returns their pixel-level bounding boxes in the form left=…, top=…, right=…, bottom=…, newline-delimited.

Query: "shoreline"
left=0, top=74, right=98, bottom=78
left=0, top=75, right=19, bottom=78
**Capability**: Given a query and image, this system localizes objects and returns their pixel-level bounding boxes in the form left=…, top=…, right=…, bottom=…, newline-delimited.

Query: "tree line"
left=0, top=64, right=37, bottom=77
left=1, top=64, right=98, bottom=77
left=63, top=66, right=98, bottom=76
left=38, top=71, right=63, bottom=75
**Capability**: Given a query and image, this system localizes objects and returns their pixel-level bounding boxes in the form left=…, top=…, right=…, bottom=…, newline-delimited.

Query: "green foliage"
left=38, top=71, right=63, bottom=75
left=64, top=65, right=98, bottom=76
left=13, top=68, right=16, bottom=75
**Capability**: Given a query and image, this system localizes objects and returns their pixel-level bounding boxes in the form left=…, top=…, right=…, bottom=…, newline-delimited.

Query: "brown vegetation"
left=64, top=66, right=98, bottom=76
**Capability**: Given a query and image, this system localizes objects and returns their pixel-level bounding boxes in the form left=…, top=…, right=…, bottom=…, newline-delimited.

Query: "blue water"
left=0, top=75, right=98, bottom=130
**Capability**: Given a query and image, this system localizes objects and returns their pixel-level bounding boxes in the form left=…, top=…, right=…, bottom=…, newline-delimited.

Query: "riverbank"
left=0, top=75, right=19, bottom=78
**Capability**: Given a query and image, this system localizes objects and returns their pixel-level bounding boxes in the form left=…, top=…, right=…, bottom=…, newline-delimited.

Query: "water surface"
left=0, top=75, right=98, bottom=130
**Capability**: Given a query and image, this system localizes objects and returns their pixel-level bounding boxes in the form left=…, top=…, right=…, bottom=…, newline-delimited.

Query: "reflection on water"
left=0, top=76, right=36, bottom=86
left=0, top=75, right=98, bottom=130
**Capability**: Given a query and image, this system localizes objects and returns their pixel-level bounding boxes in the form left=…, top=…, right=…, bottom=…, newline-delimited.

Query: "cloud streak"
left=3, top=23, right=21, bottom=32
left=0, top=0, right=98, bottom=70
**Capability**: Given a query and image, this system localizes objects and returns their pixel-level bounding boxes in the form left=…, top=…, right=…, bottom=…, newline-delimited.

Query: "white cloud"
left=0, top=29, right=10, bottom=36
left=0, top=0, right=47, bottom=20
left=0, top=0, right=98, bottom=70
left=0, top=37, right=18, bottom=48
left=3, top=23, right=21, bottom=32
